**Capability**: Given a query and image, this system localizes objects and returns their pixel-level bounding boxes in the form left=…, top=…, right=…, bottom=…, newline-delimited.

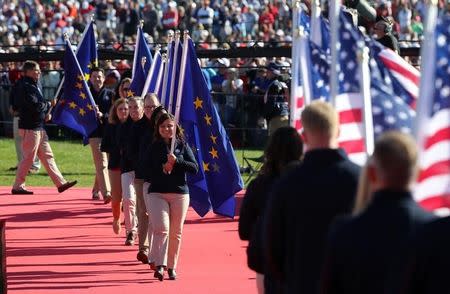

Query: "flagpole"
left=329, top=0, right=340, bottom=107
left=52, top=15, right=95, bottom=101
left=161, top=31, right=174, bottom=107
left=299, top=28, right=313, bottom=106
left=357, top=44, right=374, bottom=155
left=140, top=45, right=161, bottom=98
left=290, top=1, right=300, bottom=127
left=132, top=21, right=144, bottom=80
left=415, top=0, right=438, bottom=149
left=168, top=30, right=181, bottom=114
left=154, top=53, right=166, bottom=95
left=310, top=0, right=322, bottom=47
left=170, top=31, right=189, bottom=154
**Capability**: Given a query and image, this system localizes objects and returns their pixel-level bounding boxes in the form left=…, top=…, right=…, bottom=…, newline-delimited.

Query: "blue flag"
left=77, top=20, right=97, bottom=80
left=52, top=39, right=98, bottom=138
left=179, top=39, right=244, bottom=217
left=129, top=27, right=153, bottom=97
left=148, top=50, right=162, bottom=93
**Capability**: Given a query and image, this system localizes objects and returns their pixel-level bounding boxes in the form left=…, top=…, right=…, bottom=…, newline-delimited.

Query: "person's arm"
left=172, top=143, right=199, bottom=174
left=21, top=83, right=49, bottom=114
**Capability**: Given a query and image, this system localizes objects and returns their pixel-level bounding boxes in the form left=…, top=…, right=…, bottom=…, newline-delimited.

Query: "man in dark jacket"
left=88, top=67, right=113, bottom=203
left=11, top=60, right=77, bottom=195
left=264, top=100, right=360, bottom=293
left=320, top=131, right=437, bottom=294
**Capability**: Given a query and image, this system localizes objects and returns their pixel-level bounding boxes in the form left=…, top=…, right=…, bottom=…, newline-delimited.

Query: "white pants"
left=121, top=171, right=137, bottom=234
left=143, top=182, right=154, bottom=261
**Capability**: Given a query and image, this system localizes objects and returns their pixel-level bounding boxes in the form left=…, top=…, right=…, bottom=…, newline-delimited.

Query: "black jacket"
left=137, top=130, right=154, bottom=182
left=239, top=174, right=277, bottom=273
left=88, top=85, right=113, bottom=138
left=399, top=216, right=450, bottom=294
left=321, top=190, right=436, bottom=294
left=101, top=123, right=121, bottom=169
left=148, top=139, right=198, bottom=194
left=128, top=116, right=152, bottom=179
left=14, top=76, right=50, bottom=130
left=117, top=118, right=135, bottom=174
left=264, top=148, right=360, bottom=294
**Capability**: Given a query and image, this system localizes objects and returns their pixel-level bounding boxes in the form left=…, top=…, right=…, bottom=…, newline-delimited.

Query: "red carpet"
left=0, top=187, right=255, bottom=293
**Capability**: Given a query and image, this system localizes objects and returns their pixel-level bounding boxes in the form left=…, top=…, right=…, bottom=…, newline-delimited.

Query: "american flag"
left=415, top=15, right=450, bottom=210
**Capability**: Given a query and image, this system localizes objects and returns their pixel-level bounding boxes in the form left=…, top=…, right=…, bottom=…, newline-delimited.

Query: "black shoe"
left=58, top=181, right=77, bottom=193
left=103, top=194, right=112, bottom=204
left=125, top=232, right=136, bottom=246
left=168, top=268, right=176, bottom=280
left=154, top=266, right=164, bottom=281
left=136, top=250, right=149, bottom=264
left=11, top=187, right=34, bottom=195
left=92, top=191, right=100, bottom=200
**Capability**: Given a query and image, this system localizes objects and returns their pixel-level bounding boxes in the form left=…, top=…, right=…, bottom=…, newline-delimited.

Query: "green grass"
left=0, top=138, right=263, bottom=188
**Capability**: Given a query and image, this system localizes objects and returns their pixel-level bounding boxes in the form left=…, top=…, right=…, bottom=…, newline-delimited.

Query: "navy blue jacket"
left=101, top=123, right=121, bottom=169
left=88, top=85, right=113, bottom=138
left=321, top=190, right=436, bottom=294
left=128, top=116, right=152, bottom=179
left=14, top=76, right=50, bottom=130
left=117, top=118, right=135, bottom=174
left=264, top=148, right=360, bottom=294
left=148, top=139, right=198, bottom=194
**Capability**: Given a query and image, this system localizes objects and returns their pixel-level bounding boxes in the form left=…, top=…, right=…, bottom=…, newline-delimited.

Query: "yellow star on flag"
left=79, top=92, right=87, bottom=99
left=203, top=161, right=210, bottom=172
left=84, top=73, right=90, bottom=81
left=87, top=104, right=93, bottom=111
left=79, top=108, right=86, bottom=116
left=77, top=74, right=84, bottom=81
left=194, top=97, right=203, bottom=109
left=127, top=89, right=134, bottom=97
left=69, top=101, right=77, bottom=109
left=209, top=147, right=219, bottom=159
left=75, top=82, right=83, bottom=89
left=204, top=113, right=212, bottom=126
left=210, top=133, right=217, bottom=145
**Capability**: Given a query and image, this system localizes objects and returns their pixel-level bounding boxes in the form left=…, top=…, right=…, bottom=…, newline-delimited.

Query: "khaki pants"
left=143, top=182, right=154, bottom=261
left=13, top=129, right=65, bottom=189
left=135, top=178, right=149, bottom=252
left=89, top=138, right=111, bottom=197
left=121, top=171, right=137, bottom=234
left=13, top=117, right=40, bottom=169
left=148, top=192, right=189, bottom=269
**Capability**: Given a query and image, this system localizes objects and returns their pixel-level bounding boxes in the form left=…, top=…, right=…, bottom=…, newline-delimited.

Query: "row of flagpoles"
left=51, top=21, right=244, bottom=218
left=290, top=0, right=449, bottom=211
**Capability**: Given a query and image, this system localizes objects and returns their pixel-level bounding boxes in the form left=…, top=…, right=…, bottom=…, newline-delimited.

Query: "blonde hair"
left=301, top=100, right=339, bottom=138
left=372, top=131, right=418, bottom=189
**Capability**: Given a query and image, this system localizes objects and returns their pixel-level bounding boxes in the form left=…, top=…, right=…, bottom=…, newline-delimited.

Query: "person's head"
left=154, top=112, right=182, bottom=143
left=128, top=96, right=144, bottom=122
left=108, top=98, right=129, bottom=124
left=301, top=101, right=339, bottom=150
left=261, top=126, right=304, bottom=177
left=144, top=93, right=160, bottom=119
left=368, top=131, right=418, bottom=191
left=373, top=19, right=391, bottom=38
left=89, top=67, right=105, bottom=91
left=149, top=105, right=167, bottom=134
left=118, top=78, right=132, bottom=99
left=22, top=60, right=41, bottom=82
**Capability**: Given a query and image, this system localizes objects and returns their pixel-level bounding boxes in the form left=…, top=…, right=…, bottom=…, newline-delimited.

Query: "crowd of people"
left=239, top=100, right=450, bottom=294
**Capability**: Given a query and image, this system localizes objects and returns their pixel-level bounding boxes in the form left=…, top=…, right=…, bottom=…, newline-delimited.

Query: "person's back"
left=399, top=216, right=450, bottom=294
left=320, top=131, right=436, bottom=294
left=264, top=101, right=360, bottom=293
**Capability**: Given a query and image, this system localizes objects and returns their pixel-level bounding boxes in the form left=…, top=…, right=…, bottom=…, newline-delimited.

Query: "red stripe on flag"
left=297, top=97, right=304, bottom=108
left=424, top=127, right=450, bottom=149
left=418, top=159, right=450, bottom=183
left=339, top=109, right=362, bottom=124
left=419, top=194, right=450, bottom=211
left=295, top=119, right=302, bottom=130
left=379, top=54, right=420, bottom=85
left=339, top=139, right=365, bottom=154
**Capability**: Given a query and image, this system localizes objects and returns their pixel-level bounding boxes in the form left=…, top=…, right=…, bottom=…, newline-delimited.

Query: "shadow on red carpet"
left=0, top=187, right=255, bottom=294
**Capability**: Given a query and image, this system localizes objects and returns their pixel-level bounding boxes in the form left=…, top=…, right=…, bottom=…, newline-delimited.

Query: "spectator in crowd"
left=88, top=67, right=113, bottom=203
left=222, top=67, right=243, bottom=127
left=148, top=112, right=198, bottom=281
left=128, top=93, right=160, bottom=263
left=162, top=1, right=179, bottom=32
left=320, top=131, right=437, bottom=294
left=373, top=17, right=399, bottom=54
left=101, top=98, right=128, bottom=235
left=239, top=126, right=303, bottom=294
left=264, top=100, right=360, bottom=293
left=11, top=60, right=77, bottom=195
left=196, top=0, right=214, bottom=32
left=142, top=2, right=160, bottom=39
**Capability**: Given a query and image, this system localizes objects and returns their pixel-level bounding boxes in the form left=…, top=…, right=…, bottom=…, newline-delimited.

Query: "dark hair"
left=149, top=105, right=166, bottom=132
left=90, top=66, right=105, bottom=75
left=260, top=126, right=303, bottom=177
left=154, top=112, right=184, bottom=142
left=22, top=60, right=39, bottom=72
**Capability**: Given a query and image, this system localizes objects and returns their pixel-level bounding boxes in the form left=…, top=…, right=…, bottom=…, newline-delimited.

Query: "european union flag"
left=179, top=38, right=244, bottom=217
left=52, top=39, right=98, bottom=138
left=148, top=50, right=162, bottom=93
left=77, top=20, right=97, bottom=80
left=129, top=26, right=153, bottom=97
